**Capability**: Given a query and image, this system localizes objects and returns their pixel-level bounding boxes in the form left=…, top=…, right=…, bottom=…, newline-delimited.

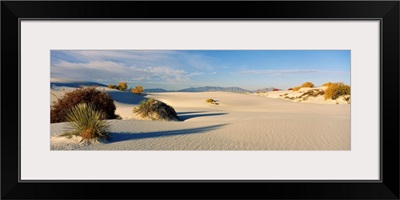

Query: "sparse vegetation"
left=133, top=99, right=179, bottom=121
left=118, top=82, right=128, bottom=91
left=131, top=86, right=143, bottom=95
left=108, top=84, right=118, bottom=90
left=299, top=89, right=325, bottom=98
left=300, top=82, right=315, bottom=88
left=322, top=82, right=333, bottom=86
left=291, top=82, right=315, bottom=92
left=287, top=88, right=293, bottom=90
left=206, top=98, right=219, bottom=105
left=272, top=88, right=279, bottom=91
left=293, top=86, right=301, bottom=91
left=51, top=87, right=117, bottom=123
left=108, top=81, right=128, bottom=91
left=324, top=83, right=351, bottom=100
left=61, top=103, right=110, bottom=142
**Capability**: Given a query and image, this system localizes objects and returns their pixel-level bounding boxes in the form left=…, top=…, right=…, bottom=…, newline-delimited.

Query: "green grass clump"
left=62, top=103, right=110, bottom=142
left=300, top=82, right=315, bottom=88
left=133, top=99, right=179, bottom=121
left=324, top=83, right=351, bottom=100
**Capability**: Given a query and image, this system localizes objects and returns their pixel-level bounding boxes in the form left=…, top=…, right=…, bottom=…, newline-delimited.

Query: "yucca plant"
left=62, top=103, right=110, bottom=142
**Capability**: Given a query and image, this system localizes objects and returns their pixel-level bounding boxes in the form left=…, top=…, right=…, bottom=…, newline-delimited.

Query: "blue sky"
left=51, top=50, right=350, bottom=90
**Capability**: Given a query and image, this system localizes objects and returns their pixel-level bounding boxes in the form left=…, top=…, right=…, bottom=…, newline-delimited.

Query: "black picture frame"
left=2, top=1, right=399, bottom=199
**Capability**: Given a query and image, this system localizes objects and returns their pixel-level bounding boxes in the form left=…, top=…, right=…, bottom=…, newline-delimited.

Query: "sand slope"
left=50, top=89, right=350, bottom=150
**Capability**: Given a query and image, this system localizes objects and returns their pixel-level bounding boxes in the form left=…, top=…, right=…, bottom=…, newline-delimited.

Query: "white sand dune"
left=50, top=87, right=351, bottom=150
left=253, top=86, right=350, bottom=104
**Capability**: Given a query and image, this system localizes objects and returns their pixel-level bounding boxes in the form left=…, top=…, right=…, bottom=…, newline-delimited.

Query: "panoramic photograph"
left=50, top=50, right=351, bottom=150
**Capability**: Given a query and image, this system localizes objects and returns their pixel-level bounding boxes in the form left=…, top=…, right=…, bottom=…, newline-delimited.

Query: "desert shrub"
left=206, top=98, right=214, bottom=103
left=322, top=82, right=333, bottom=86
left=61, top=103, right=110, bottom=142
left=324, top=83, right=351, bottom=100
left=272, top=88, right=279, bottom=91
left=287, top=88, right=293, bottom=90
left=299, top=90, right=314, bottom=98
left=293, top=86, right=301, bottom=91
left=206, top=98, right=219, bottom=105
left=118, top=82, right=128, bottom=91
left=131, top=86, right=143, bottom=94
left=51, top=87, right=117, bottom=123
left=108, top=84, right=118, bottom=89
left=300, top=82, right=315, bottom=88
left=108, top=82, right=128, bottom=91
left=284, top=96, right=295, bottom=100
left=133, top=99, right=179, bottom=121
left=299, top=89, right=325, bottom=99
left=316, top=90, right=325, bottom=96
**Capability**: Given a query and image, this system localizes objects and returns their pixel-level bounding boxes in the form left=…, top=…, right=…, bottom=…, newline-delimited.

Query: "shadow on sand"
left=177, top=112, right=227, bottom=121
left=107, top=124, right=227, bottom=143
left=51, top=82, right=107, bottom=88
left=106, top=91, right=147, bottom=104
left=176, top=111, right=208, bottom=115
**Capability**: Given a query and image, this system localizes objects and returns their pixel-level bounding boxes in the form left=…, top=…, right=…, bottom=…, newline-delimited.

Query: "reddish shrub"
left=51, top=87, right=117, bottom=123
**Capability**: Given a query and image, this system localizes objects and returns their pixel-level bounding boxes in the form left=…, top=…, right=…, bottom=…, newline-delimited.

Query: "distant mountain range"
left=50, top=82, right=281, bottom=93
left=253, top=87, right=280, bottom=92
left=51, top=81, right=107, bottom=88
left=143, top=88, right=169, bottom=92
left=177, top=86, right=250, bottom=93
left=144, top=86, right=280, bottom=93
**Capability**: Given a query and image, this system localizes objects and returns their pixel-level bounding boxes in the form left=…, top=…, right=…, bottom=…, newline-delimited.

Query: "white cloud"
left=238, top=69, right=349, bottom=76
left=51, top=60, right=204, bottom=83
left=54, top=50, right=216, bottom=71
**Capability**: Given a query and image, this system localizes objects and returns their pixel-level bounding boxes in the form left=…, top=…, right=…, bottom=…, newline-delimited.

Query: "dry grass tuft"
left=293, top=86, right=301, bottom=91
left=300, top=82, right=315, bottom=88
left=324, top=83, right=351, bottom=100
left=131, top=86, right=143, bottom=95
left=133, top=99, right=179, bottom=121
